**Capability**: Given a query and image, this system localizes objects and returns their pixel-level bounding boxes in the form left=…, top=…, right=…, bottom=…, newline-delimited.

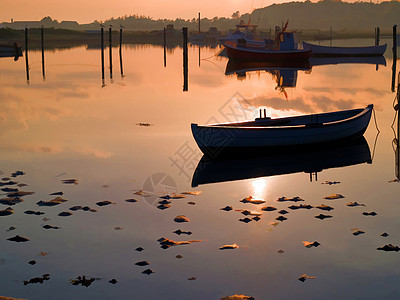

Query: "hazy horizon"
left=0, top=0, right=384, bottom=24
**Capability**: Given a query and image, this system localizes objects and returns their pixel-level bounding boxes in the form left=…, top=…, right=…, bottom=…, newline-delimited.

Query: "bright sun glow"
left=252, top=178, right=268, bottom=199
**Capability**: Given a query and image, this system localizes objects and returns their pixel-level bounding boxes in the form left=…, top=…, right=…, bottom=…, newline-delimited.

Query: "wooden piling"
left=41, top=26, right=45, bottom=79
left=119, top=27, right=123, bottom=76
left=163, top=27, right=166, bottom=67
left=109, top=27, right=113, bottom=79
left=25, top=27, right=29, bottom=81
left=198, top=12, right=201, bottom=34
left=101, top=27, right=105, bottom=81
left=183, top=27, right=188, bottom=92
left=375, top=27, right=380, bottom=46
left=392, top=25, right=397, bottom=92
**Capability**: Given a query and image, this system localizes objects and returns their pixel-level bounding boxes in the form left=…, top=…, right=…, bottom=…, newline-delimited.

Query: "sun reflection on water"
left=251, top=177, right=268, bottom=200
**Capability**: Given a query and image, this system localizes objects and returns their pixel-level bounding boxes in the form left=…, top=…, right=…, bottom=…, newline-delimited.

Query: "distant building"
left=7, top=21, right=42, bottom=29
left=57, top=21, right=80, bottom=30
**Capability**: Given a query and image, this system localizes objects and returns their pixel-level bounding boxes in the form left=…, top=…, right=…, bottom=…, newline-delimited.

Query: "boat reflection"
left=225, top=59, right=311, bottom=97
left=309, top=55, right=386, bottom=67
left=192, top=137, right=371, bottom=187
left=0, top=51, right=22, bottom=61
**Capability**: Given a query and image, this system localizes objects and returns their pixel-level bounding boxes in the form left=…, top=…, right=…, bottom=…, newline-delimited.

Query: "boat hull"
left=224, top=44, right=311, bottom=61
left=191, top=106, right=373, bottom=157
left=303, top=42, right=387, bottom=57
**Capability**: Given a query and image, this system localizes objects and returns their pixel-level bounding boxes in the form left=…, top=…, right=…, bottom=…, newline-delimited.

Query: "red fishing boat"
left=223, top=24, right=311, bottom=61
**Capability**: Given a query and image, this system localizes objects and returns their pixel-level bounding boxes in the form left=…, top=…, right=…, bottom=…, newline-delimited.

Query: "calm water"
left=0, top=38, right=399, bottom=299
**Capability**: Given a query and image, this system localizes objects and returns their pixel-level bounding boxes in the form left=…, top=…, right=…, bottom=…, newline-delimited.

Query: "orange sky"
left=0, top=0, right=360, bottom=24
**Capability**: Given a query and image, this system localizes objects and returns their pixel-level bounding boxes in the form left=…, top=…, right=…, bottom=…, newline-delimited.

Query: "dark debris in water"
left=346, top=202, right=366, bottom=207
left=321, top=180, right=340, bottom=185
left=157, top=204, right=170, bottom=210
left=277, top=196, right=304, bottom=202
left=135, top=247, right=144, bottom=252
left=261, top=206, right=277, bottom=212
left=11, top=171, right=25, bottom=178
left=109, top=279, right=118, bottom=284
left=58, top=211, right=73, bottom=217
left=362, top=211, right=377, bottom=216
left=316, top=204, right=334, bottom=211
left=0, top=181, right=18, bottom=187
left=0, top=207, right=14, bottom=216
left=49, top=191, right=63, bottom=196
left=37, top=197, right=67, bottom=206
left=352, top=230, right=365, bottom=236
left=96, top=201, right=115, bottom=207
left=62, top=179, right=78, bottom=185
left=23, top=274, right=50, bottom=285
left=377, top=244, right=400, bottom=252
left=69, top=206, right=97, bottom=212
left=135, top=261, right=150, bottom=266
left=142, top=269, right=154, bottom=275
left=42, top=225, right=61, bottom=230
left=24, top=210, right=44, bottom=215
left=173, top=229, right=192, bottom=236
left=157, top=237, right=202, bottom=249
left=221, top=206, right=233, bottom=211
left=70, top=275, right=95, bottom=287
left=303, top=241, right=321, bottom=248
left=28, top=260, right=36, bottom=265
left=136, top=123, right=153, bottom=127
left=7, top=235, right=29, bottom=242
left=174, top=215, right=190, bottom=223
left=381, top=232, right=389, bottom=237
left=315, top=214, right=333, bottom=220
left=298, top=274, right=316, bottom=282
left=1, top=187, right=18, bottom=192
left=125, top=199, right=138, bottom=203
left=0, top=197, right=23, bottom=206
left=278, top=210, right=289, bottom=215
left=276, top=216, right=287, bottom=222
left=239, top=217, right=252, bottom=223
left=288, top=204, right=313, bottom=210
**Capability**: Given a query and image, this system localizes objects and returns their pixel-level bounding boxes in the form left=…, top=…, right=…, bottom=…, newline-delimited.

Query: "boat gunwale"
left=192, top=105, right=372, bottom=130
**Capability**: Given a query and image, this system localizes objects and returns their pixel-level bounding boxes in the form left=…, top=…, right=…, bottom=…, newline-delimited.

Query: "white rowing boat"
left=191, top=105, right=373, bottom=157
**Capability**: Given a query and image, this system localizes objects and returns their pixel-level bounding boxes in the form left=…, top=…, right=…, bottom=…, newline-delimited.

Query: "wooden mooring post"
left=183, top=27, right=188, bottom=92
left=392, top=25, right=397, bottom=92
left=375, top=27, right=380, bottom=46
left=163, top=27, right=166, bottom=67
left=25, top=27, right=29, bottom=81
left=41, top=26, right=45, bottom=79
left=109, top=27, right=113, bottom=79
left=101, top=27, right=105, bottom=82
left=119, top=27, right=124, bottom=76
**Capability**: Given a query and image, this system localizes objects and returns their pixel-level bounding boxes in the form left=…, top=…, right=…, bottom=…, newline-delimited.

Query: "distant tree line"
left=1, top=0, right=399, bottom=32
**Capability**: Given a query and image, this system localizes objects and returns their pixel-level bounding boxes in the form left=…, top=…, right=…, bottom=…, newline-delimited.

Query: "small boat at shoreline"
left=191, top=105, right=373, bottom=157
left=303, top=41, right=387, bottom=57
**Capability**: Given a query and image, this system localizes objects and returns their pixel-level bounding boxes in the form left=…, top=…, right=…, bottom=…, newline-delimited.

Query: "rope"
left=372, top=106, right=380, bottom=133
left=371, top=130, right=380, bottom=162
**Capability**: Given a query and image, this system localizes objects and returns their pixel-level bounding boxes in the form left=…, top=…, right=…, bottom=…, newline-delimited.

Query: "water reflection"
left=309, top=55, right=386, bottom=67
left=192, top=137, right=371, bottom=187
left=225, top=59, right=311, bottom=98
